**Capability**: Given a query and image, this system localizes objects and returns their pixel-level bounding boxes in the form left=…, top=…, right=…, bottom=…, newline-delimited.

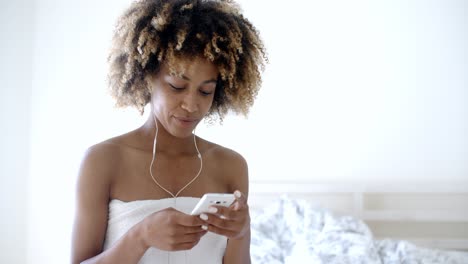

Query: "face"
left=148, top=57, right=219, bottom=138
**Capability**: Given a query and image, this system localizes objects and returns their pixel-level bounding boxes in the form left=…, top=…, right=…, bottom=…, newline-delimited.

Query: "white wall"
left=0, top=0, right=466, bottom=263
left=0, top=0, right=34, bottom=263
left=213, top=0, right=468, bottom=185
left=27, top=1, right=135, bottom=263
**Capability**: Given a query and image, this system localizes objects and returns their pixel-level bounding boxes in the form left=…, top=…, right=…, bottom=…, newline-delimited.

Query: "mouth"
left=174, top=116, right=199, bottom=126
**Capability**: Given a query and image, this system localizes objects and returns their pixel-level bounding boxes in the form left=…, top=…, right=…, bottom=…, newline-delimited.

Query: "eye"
left=199, top=90, right=214, bottom=96
left=169, top=83, right=184, bottom=91
left=199, top=83, right=216, bottom=96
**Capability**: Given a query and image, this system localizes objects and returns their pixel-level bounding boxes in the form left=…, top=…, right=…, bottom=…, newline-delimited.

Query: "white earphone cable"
left=149, top=115, right=203, bottom=198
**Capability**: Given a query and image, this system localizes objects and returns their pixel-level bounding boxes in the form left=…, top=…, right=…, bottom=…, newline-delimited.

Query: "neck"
left=138, top=115, right=198, bottom=156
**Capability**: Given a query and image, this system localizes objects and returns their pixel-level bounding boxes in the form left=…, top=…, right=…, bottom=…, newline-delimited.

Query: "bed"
left=248, top=182, right=468, bottom=263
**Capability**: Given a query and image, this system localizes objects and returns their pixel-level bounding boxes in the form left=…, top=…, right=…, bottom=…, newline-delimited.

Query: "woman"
left=71, top=0, right=267, bottom=263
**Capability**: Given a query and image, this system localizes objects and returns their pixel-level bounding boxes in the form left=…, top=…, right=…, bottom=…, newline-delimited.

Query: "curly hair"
left=107, top=0, right=267, bottom=120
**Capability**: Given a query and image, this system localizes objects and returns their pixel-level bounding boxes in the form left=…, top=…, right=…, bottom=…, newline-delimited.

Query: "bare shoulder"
left=81, top=130, right=137, bottom=169
left=202, top=139, right=247, bottom=168
left=83, top=141, right=121, bottom=164
left=200, top=139, right=249, bottom=194
left=76, top=132, right=136, bottom=195
left=79, top=140, right=122, bottom=179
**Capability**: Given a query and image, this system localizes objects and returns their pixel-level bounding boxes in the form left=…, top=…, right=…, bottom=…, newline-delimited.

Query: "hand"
left=199, top=190, right=250, bottom=239
left=139, top=207, right=207, bottom=251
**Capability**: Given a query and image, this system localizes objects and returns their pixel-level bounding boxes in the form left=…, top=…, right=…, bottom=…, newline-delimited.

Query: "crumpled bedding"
left=250, top=196, right=468, bottom=264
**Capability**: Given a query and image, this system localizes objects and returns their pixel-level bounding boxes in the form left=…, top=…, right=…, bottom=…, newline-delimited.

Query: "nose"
left=180, top=93, right=199, bottom=113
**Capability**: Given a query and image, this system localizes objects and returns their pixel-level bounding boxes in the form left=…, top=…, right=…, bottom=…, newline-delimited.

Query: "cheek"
left=206, top=100, right=214, bottom=111
left=152, top=93, right=182, bottom=116
left=206, top=96, right=216, bottom=109
left=203, top=96, right=213, bottom=105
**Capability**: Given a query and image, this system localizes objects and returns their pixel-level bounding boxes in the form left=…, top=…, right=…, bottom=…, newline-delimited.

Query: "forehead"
left=163, top=56, right=219, bottom=78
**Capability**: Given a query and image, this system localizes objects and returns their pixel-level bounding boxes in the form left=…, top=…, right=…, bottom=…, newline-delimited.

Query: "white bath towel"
left=103, top=197, right=227, bottom=264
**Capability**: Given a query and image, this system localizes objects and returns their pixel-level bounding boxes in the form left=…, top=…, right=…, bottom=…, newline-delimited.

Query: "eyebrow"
left=181, top=75, right=217, bottom=84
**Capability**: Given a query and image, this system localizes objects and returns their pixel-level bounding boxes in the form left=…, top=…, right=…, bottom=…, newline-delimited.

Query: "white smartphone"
left=190, top=193, right=236, bottom=215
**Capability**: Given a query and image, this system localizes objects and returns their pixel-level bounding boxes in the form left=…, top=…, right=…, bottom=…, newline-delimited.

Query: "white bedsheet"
left=250, top=196, right=468, bottom=264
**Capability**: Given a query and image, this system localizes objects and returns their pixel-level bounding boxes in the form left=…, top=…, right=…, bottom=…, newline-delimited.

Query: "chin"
left=171, top=119, right=200, bottom=137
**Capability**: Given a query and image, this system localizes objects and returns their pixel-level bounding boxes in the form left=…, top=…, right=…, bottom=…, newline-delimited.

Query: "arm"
left=224, top=232, right=251, bottom=264
left=201, top=150, right=251, bottom=264
left=71, top=144, right=148, bottom=264
left=223, top=201, right=251, bottom=264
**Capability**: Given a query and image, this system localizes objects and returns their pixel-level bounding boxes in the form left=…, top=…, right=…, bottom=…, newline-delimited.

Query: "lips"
left=174, top=116, right=199, bottom=126
left=176, top=117, right=198, bottom=122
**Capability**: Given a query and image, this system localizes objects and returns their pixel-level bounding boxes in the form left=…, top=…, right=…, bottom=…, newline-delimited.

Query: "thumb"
left=231, top=190, right=247, bottom=211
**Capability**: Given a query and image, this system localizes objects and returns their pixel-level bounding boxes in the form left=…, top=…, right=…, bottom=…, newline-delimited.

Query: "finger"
left=234, top=190, right=247, bottom=206
left=181, top=225, right=207, bottom=234
left=200, top=213, right=240, bottom=232
left=230, top=190, right=248, bottom=211
left=210, top=204, right=247, bottom=221
left=166, top=223, right=205, bottom=238
left=230, top=200, right=247, bottom=211
left=175, top=213, right=206, bottom=227
left=178, top=230, right=207, bottom=243
left=166, top=229, right=206, bottom=247
left=203, top=223, right=237, bottom=238
left=208, top=206, right=234, bottom=220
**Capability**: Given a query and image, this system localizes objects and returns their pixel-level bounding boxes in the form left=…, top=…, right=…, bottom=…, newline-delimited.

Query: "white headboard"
left=249, top=182, right=468, bottom=251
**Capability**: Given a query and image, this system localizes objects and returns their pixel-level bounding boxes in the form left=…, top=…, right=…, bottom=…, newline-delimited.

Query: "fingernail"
left=220, top=215, right=227, bottom=220
left=200, top=213, right=208, bottom=221
left=208, top=207, right=218, bottom=213
left=234, top=190, right=242, bottom=198
left=201, top=225, right=208, bottom=230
